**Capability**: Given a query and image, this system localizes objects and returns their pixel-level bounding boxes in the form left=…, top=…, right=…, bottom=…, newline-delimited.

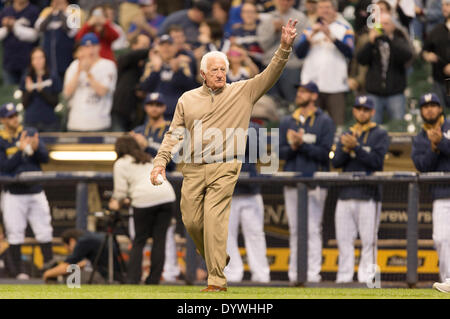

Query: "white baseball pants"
left=1, top=191, right=53, bottom=245
left=224, top=194, right=270, bottom=283
left=284, top=186, right=328, bottom=283
left=162, top=222, right=181, bottom=281
left=432, top=199, right=450, bottom=282
left=335, top=199, right=381, bottom=283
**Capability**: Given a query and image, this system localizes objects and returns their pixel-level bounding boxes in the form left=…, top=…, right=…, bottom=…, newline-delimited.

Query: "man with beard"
left=411, top=93, right=450, bottom=293
left=331, top=95, right=389, bottom=284
left=279, top=81, right=335, bottom=285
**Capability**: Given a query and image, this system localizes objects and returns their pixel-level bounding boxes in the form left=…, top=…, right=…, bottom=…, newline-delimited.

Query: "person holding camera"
left=109, top=135, right=176, bottom=284
left=75, top=5, right=119, bottom=62
left=356, top=12, right=414, bottom=124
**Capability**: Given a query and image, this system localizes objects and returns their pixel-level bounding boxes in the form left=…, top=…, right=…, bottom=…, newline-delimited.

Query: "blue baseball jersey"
left=0, top=126, right=49, bottom=194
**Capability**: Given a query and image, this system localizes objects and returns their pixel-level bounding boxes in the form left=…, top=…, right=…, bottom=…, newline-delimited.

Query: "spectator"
left=212, top=0, right=233, bottom=38
left=229, top=1, right=264, bottom=70
left=63, top=33, right=117, bottom=132
left=332, top=95, right=389, bottom=284
left=35, top=0, right=77, bottom=81
left=226, top=43, right=259, bottom=82
left=43, top=228, right=124, bottom=283
left=0, top=102, right=53, bottom=280
left=424, top=0, right=445, bottom=34
left=139, top=34, right=197, bottom=121
left=194, top=18, right=231, bottom=61
left=103, top=3, right=129, bottom=51
left=168, top=24, right=198, bottom=75
left=279, top=82, right=335, bottom=284
left=75, top=5, right=119, bottom=62
left=0, top=0, right=40, bottom=85
left=303, top=0, right=319, bottom=25
left=257, top=0, right=309, bottom=105
left=130, top=92, right=179, bottom=282
left=111, top=34, right=151, bottom=132
left=356, top=13, right=413, bottom=124
left=20, top=47, right=62, bottom=132
left=295, top=0, right=354, bottom=127
left=127, top=0, right=165, bottom=42
left=158, top=0, right=211, bottom=45
left=224, top=120, right=271, bottom=283
left=411, top=93, right=450, bottom=289
left=109, top=134, right=176, bottom=284
left=422, top=0, right=450, bottom=109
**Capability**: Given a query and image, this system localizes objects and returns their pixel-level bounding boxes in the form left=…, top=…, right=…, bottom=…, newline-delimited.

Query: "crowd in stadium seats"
left=0, top=0, right=447, bottom=133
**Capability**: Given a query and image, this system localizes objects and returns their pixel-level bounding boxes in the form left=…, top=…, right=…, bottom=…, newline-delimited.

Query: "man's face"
left=241, top=3, right=258, bottom=25
left=158, top=42, right=176, bottom=61
left=275, top=0, right=294, bottom=14
left=169, top=30, right=186, bottom=48
left=81, top=44, right=100, bottom=60
left=132, top=34, right=151, bottom=50
left=380, top=13, right=395, bottom=35
left=305, top=1, right=317, bottom=14
left=201, top=56, right=227, bottom=90
left=317, top=1, right=335, bottom=22
left=145, top=103, right=166, bottom=119
left=0, top=113, right=19, bottom=131
left=421, top=104, right=443, bottom=124
left=142, top=4, right=157, bottom=18
left=295, top=88, right=315, bottom=107
left=353, top=106, right=374, bottom=124
left=443, top=2, right=450, bottom=19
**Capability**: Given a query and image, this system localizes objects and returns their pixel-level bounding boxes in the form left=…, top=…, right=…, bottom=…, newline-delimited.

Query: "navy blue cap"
left=159, top=34, right=173, bottom=44
left=295, top=81, right=319, bottom=93
left=354, top=95, right=374, bottom=109
left=144, top=92, right=166, bottom=105
left=80, top=32, right=100, bottom=46
left=419, top=93, right=441, bottom=107
left=0, top=103, right=17, bottom=118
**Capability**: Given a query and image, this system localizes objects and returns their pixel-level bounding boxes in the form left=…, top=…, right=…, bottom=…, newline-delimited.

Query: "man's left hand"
left=280, top=18, right=298, bottom=50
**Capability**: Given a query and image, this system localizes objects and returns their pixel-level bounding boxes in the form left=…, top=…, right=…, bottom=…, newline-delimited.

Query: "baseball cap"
left=192, top=0, right=212, bottom=15
left=419, top=92, right=441, bottom=108
left=0, top=103, right=18, bottom=118
left=144, top=92, right=166, bottom=106
left=138, top=0, right=154, bottom=5
left=159, top=34, right=173, bottom=44
left=295, top=81, right=319, bottom=94
left=80, top=33, right=100, bottom=46
left=354, top=95, right=375, bottom=109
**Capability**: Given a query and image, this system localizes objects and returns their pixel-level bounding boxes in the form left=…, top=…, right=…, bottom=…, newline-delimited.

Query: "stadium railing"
left=0, top=171, right=447, bottom=286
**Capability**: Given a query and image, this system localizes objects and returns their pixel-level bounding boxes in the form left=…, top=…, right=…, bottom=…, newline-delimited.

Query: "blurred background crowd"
left=0, top=0, right=448, bottom=134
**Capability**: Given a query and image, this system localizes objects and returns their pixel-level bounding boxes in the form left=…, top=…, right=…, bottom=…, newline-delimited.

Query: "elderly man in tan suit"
left=150, top=19, right=299, bottom=292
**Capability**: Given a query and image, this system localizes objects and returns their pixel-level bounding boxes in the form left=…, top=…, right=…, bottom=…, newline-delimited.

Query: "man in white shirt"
left=63, top=32, right=117, bottom=131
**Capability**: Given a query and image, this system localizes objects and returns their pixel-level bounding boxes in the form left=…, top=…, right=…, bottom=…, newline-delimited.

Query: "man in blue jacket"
left=411, top=93, right=450, bottom=293
left=332, top=95, right=389, bottom=284
left=0, top=102, right=53, bottom=279
left=279, top=81, right=335, bottom=284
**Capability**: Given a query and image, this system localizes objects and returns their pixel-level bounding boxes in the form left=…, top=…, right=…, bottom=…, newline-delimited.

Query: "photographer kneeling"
left=109, top=135, right=176, bottom=284
left=42, top=228, right=123, bottom=284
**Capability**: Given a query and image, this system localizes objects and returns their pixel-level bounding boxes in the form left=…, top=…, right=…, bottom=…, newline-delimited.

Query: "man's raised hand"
left=280, top=19, right=299, bottom=50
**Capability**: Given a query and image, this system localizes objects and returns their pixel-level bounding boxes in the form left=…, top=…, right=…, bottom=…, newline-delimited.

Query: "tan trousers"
left=180, top=161, right=242, bottom=288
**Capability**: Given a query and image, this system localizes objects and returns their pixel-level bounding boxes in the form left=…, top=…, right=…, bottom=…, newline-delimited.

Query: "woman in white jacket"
left=109, top=134, right=176, bottom=284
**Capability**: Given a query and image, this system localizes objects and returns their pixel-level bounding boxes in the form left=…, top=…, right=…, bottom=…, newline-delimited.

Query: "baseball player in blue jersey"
left=411, top=93, right=450, bottom=293
left=0, top=102, right=53, bottom=280
left=332, top=95, right=389, bottom=284
left=131, top=92, right=179, bottom=282
left=279, top=81, right=335, bottom=284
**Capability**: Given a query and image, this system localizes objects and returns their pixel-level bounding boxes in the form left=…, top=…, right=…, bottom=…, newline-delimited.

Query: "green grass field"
left=0, top=285, right=449, bottom=299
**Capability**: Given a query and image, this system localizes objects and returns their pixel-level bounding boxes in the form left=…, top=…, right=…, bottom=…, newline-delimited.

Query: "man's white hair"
left=200, top=51, right=230, bottom=74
